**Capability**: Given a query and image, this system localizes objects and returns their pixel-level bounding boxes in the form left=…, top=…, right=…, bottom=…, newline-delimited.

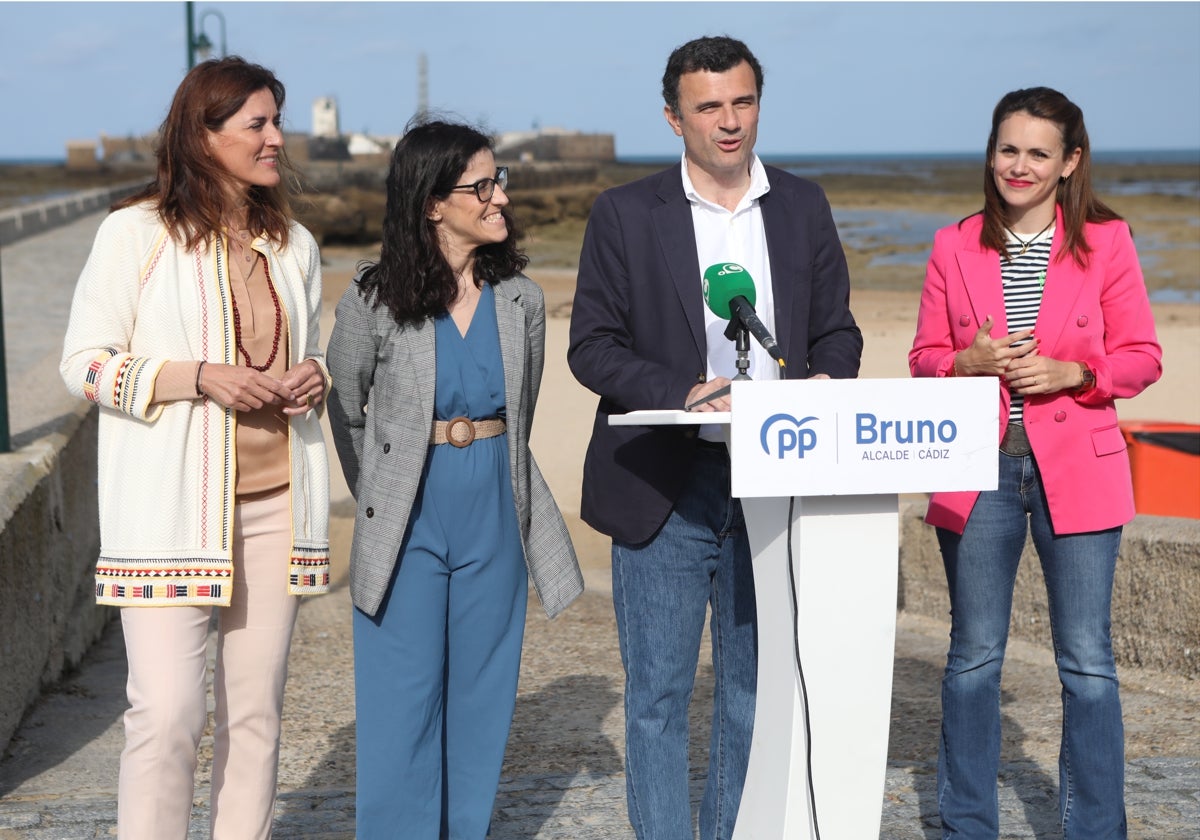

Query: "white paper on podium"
left=607, top=409, right=730, bottom=426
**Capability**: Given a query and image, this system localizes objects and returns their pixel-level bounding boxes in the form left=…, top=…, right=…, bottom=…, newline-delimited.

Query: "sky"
left=1, top=1, right=1198, bottom=161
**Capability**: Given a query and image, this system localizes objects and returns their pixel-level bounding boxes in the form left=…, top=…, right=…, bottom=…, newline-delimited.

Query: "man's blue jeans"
left=935, top=451, right=1126, bottom=839
left=612, top=446, right=758, bottom=840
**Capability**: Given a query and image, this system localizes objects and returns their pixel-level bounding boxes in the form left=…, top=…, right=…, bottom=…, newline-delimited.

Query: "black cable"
left=787, top=496, right=822, bottom=840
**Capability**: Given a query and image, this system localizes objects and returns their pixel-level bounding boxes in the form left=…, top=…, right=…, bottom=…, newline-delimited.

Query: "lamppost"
left=0, top=242, right=10, bottom=452
left=186, top=2, right=227, bottom=69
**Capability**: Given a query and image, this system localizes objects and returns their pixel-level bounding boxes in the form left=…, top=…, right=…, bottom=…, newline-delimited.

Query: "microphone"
left=701, top=263, right=785, bottom=368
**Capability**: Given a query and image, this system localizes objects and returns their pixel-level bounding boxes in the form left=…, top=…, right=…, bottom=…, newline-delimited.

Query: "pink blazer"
left=909, top=207, right=1162, bottom=535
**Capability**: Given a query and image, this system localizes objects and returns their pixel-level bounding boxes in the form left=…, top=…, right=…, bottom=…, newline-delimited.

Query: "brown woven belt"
left=429, top=416, right=506, bottom=448
left=999, top=423, right=1032, bottom=456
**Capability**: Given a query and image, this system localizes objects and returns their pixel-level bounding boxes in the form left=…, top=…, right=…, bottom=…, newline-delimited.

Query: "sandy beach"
left=525, top=269, right=1200, bottom=423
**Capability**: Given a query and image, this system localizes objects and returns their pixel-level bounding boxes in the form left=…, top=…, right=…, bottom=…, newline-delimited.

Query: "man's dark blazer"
left=567, top=163, right=863, bottom=545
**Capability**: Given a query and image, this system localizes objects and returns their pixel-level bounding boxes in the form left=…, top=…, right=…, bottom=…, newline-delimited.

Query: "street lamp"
left=194, top=30, right=214, bottom=63
left=0, top=241, right=10, bottom=452
left=186, top=2, right=227, bottom=69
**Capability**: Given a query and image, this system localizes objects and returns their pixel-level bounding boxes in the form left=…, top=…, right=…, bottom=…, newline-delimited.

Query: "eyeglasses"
left=448, top=167, right=508, bottom=202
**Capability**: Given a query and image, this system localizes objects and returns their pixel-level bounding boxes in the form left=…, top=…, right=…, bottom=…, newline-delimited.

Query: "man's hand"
left=685, top=377, right=733, bottom=412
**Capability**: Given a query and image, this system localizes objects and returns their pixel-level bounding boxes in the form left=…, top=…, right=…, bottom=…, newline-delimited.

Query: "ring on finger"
left=301, top=393, right=310, bottom=406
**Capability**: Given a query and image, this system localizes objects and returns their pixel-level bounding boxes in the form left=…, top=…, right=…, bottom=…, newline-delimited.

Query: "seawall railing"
left=0, top=182, right=143, bottom=248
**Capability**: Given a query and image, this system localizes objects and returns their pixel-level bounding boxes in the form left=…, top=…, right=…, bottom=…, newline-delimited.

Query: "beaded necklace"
left=227, top=241, right=283, bottom=372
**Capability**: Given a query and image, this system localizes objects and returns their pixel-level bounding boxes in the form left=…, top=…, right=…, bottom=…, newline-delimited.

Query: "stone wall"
left=899, top=498, right=1200, bottom=678
left=0, top=401, right=109, bottom=752
left=65, top=142, right=100, bottom=173
left=0, top=182, right=142, bottom=247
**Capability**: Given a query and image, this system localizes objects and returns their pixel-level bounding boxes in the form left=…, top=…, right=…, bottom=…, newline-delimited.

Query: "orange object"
left=1120, top=422, right=1200, bottom=519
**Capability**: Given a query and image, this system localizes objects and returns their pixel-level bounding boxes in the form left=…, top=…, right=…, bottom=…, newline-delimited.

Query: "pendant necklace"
left=1005, top=218, right=1055, bottom=257
left=227, top=228, right=254, bottom=268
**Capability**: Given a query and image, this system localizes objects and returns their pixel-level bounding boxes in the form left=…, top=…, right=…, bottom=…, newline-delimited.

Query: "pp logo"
left=760, top=413, right=818, bottom=459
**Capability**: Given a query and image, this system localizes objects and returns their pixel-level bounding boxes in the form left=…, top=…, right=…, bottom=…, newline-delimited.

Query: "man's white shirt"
left=681, top=153, right=779, bottom=439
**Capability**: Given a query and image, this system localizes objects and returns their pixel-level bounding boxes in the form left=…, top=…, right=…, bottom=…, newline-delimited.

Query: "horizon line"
left=3, top=147, right=1198, bottom=166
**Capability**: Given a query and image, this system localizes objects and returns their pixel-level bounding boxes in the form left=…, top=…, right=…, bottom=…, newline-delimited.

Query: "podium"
left=611, top=378, right=997, bottom=839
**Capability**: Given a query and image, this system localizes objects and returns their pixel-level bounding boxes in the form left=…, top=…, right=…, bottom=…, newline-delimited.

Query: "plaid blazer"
left=327, top=272, right=583, bottom=618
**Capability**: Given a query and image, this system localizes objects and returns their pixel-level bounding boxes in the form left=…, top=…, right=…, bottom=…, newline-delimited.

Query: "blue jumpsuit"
left=353, top=284, right=528, bottom=839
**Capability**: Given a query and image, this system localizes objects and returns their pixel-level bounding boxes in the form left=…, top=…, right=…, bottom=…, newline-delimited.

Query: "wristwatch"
left=1076, top=362, right=1096, bottom=393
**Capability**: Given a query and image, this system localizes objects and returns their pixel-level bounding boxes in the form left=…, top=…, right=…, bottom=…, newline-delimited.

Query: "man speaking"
left=568, top=35, right=862, bottom=840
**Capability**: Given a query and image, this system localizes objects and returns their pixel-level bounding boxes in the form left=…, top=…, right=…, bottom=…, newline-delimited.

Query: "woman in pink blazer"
left=910, top=87, right=1161, bottom=839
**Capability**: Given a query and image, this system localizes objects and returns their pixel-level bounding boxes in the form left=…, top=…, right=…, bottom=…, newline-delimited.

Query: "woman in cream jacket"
left=60, top=57, right=328, bottom=839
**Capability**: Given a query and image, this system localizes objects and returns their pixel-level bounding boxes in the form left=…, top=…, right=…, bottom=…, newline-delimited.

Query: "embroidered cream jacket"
left=60, top=203, right=330, bottom=607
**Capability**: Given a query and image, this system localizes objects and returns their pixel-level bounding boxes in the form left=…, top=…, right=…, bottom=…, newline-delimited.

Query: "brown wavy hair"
left=114, top=56, right=295, bottom=250
left=980, top=86, right=1121, bottom=268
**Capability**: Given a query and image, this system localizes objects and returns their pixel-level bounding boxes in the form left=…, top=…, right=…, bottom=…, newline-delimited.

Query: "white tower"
left=312, top=97, right=340, bottom=139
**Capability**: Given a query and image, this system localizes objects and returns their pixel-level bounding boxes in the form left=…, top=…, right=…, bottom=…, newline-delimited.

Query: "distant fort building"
left=345, top=133, right=398, bottom=165
left=68, top=95, right=614, bottom=168
left=495, top=128, right=615, bottom=163
left=65, top=141, right=100, bottom=172
left=99, top=133, right=154, bottom=165
left=307, top=96, right=351, bottom=161
left=313, top=97, right=340, bottom=139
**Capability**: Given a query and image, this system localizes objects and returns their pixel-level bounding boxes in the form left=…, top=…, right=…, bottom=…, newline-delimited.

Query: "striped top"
left=1002, top=227, right=1053, bottom=423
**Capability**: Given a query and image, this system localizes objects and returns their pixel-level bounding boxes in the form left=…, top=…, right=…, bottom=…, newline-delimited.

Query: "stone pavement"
left=2, top=214, right=1197, bottom=838
left=2, top=589, right=1196, bottom=839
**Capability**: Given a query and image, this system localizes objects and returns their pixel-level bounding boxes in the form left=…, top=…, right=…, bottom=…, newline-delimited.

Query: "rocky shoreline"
left=4, top=158, right=1196, bottom=297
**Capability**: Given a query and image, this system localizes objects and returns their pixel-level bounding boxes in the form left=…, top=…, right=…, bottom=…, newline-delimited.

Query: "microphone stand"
left=724, top=318, right=753, bottom=381
left=684, top=314, right=755, bottom=412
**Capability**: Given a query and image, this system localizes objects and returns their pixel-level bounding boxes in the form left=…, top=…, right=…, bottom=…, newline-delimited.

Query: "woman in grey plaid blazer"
left=326, top=121, right=583, bottom=839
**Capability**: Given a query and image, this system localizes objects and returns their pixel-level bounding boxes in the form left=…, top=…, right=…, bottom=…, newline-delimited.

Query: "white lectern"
left=611, top=378, right=997, bottom=839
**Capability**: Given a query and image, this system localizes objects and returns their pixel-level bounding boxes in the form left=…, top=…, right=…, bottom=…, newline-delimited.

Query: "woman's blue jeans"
left=612, top=446, right=758, bottom=840
left=935, top=451, right=1126, bottom=839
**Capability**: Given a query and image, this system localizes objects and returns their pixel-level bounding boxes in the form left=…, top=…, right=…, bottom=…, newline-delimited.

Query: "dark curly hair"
left=662, top=35, right=763, bottom=117
left=114, top=56, right=296, bottom=250
left=357, top=119, right=527, bottom=326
